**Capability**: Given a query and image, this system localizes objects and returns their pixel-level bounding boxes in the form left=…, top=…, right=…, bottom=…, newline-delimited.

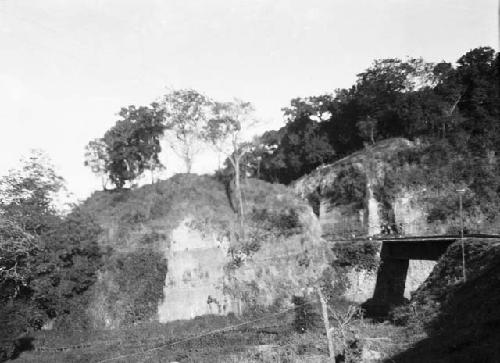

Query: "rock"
left=361, top=347, right=382, bottom=362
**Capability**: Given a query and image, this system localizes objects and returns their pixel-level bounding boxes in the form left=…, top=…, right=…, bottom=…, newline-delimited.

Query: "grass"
left=14, top=310, right=301, bottom=362
left=388, top=239, right=500, bottom=362
left=12, top=298, right=425, bottom=363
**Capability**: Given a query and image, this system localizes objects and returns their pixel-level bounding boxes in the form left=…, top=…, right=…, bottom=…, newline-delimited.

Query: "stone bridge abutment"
left=363, top=237, right=457, bottom=316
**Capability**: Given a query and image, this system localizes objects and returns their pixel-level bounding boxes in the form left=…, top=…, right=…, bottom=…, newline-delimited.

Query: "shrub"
left=93, top=249, right=168, bottom=327
left=324, top=165, right=367, bottom=209
left=305, top=189, right=321, bottom=217
left=292, top=295, right=318, bottom=333
left=332, top=241, right=380, bottom=272
left=249, top=207, right=301, bottom=237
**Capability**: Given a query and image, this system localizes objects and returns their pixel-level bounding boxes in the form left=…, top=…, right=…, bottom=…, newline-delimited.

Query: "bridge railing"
left=323, top=219, right=493, bottom=240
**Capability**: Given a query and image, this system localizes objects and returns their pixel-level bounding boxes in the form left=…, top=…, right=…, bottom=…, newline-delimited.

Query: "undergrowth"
left=388, top=238, right=500, bottom=362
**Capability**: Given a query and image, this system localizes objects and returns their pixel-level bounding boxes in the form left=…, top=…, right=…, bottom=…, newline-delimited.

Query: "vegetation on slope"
left=0, top=152, right=103, bottom=361
left=247, top=47, right=500, bottom=230
left=81, top=173, right=236, bottom=250
left=248, top=47, right=500, bottom=186
left=4, top=46, right=500, bottom=362
left=390, top=239, right=500, bottom=362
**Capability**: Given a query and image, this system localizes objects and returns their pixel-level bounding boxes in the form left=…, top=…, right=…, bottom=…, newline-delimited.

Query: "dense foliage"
left=324, top=166, right=367, bottom=209
left=85, top=103, right=166, bottom=189
left=0, top=153, right=103, bottom=360
left=390, top=239, right=500, bottom=362
left=331, top=241, right=380, bottom=273
left=245, top=47, right=500, bottom=191
left=91, top=249, right=167, bottom=327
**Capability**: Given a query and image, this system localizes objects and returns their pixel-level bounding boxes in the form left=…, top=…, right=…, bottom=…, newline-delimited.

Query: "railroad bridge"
left=353, top=234, right=500, bottom=316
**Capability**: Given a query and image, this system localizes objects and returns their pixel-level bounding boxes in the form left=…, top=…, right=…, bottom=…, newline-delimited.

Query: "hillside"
left=77, top=174, right=325, bottom=328
left=80, top=173, right=235, bottom=252
left=294, top=137, right=416, bottom=238
left=390, top=238, right=500, bottom=362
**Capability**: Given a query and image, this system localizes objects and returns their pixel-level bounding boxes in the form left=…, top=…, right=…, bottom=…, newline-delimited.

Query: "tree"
left=1, top=152, right=103, bottom=359
left=30, top=207, right=102, bottom=322
left=454, top=47, right=499, bottom=153
left=356, top=115, right=378, bottom=145
left=0, top=217, right=38, bottom=302
left=84, top=138, right=109, bottom=189
left=203, top=99, right=256, bottom=235
left=0, top=150, right=64, bottom=234
left=277, top=112, right=335, bottom=183
left=282, top=95, right=336, bottom=122
left=161, top=89, right=212, bottom=173
left=87, top=103, right=166, bottom=189
left=354, top=57, right=437, bottom=139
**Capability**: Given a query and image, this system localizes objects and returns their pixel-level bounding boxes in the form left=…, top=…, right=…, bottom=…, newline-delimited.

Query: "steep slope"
left=294, top=138, right=417, bottom=238
left=390, top=238, right=500, bottom=362
left=294, top=137, right=500, bottom=240
left=79, top=174, right=325, bottom=327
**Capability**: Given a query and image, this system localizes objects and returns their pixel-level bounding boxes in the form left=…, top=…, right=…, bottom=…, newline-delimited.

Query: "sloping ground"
left=390, top=238, right=500, bottom=362
left=78, top=174, right=238, bottom=327
left=81, top=174, right=309, bottom=252
left=293, top=137, right=414, bottom=198
left=13, top=307, right=331, bottom=362
left=79, top=174, right=324, bottom=328
left=293, top=138, right=418, bottom=238
left=80, top=173, right=236, bottom=251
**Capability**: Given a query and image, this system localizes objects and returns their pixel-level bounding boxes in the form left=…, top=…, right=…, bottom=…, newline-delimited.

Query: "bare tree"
left=202, top=99, right=256, bottom=236
left=161, top=89, right=212, bottom=173
left=84, top=138, right=109, bottom=190
left=330, top=304, right=361, bottom=361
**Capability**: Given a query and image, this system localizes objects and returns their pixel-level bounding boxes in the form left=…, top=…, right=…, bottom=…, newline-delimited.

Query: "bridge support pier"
left=364, top=258, right=409, bottom=316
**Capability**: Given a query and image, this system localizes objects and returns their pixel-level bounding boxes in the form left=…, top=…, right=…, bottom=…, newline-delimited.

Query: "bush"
left=249, top=207, right=301, bottom=237
left=324, top=165, right=367, bottom=209
left=93, top=249, right=168, bottom=327
left=292, top=295, right=318, bottom=333
left=332, top=241, right=380, bottom=272
left=305, top=189, right=321, bottom=217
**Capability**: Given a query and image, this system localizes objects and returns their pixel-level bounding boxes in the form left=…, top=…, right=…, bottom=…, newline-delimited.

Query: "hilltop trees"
left=245, top=47, right=500, bottom=189
left=84, top=103, right=166, bottom=189
left=203, top=99, right=256, bottom=234
left=84, top=138, right=109, bottom=189
left=85, top=91, right=261, bottom=200
left=81, top=47, right=500, bottom=229
left=161, top=89, right=212, bottom=173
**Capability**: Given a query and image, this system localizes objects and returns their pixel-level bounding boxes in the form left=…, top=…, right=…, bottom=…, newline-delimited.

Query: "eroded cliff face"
left=294, top=138, right=415, bottom=238
left=293, top=138, right=442, bottom=305
left=82, top=175, right=236, bottom=327
left=84, top=144, right=449, bottom=327
left=293, top=137, right=460, bottom=238
left=225, top=205, right=325, bottom=311
left=83, top=175, right=328, bottom=326
left=158, top=217, right=233, bottom=322
left=156, top=182, right=328, bottom=320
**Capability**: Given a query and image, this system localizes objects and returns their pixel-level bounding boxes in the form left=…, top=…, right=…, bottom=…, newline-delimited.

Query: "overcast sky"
left=0, top=0, right=498, bottom=202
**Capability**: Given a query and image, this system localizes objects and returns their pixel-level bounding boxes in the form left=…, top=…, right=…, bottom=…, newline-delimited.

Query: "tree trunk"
left=185, top=156, right=192, bottom=173
left=318, top=287, right=335, bottom=361
left=234, top=158, right=245, bottom=238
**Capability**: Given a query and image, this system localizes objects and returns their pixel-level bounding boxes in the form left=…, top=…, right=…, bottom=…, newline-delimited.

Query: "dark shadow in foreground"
left=387, top=249, right=500, bottom=363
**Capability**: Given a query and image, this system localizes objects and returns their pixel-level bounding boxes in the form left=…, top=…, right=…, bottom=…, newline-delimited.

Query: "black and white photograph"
left=1, top=1, right=499, bottom=362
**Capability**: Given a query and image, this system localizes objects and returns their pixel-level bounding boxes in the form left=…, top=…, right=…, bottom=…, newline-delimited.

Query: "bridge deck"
left=328, top=233, right=500, bottom=244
